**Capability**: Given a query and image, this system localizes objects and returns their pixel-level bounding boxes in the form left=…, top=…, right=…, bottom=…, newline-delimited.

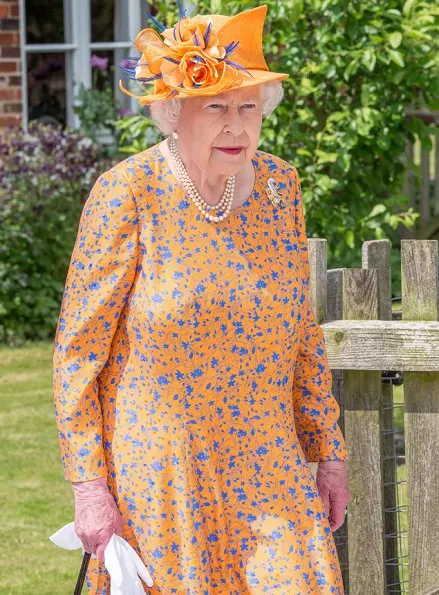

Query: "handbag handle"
left=74, top=552, right=91, bottom=595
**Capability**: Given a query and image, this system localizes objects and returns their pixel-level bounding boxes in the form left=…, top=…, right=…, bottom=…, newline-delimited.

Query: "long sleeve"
left=291, top=167, right=349, bottom=463
left=52, top=166, right=139, bottom=482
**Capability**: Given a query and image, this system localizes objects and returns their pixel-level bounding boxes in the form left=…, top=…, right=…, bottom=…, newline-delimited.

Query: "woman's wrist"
left=72, top=477, right=109, bottom=500
left=318, top=461, right=347, bottom=471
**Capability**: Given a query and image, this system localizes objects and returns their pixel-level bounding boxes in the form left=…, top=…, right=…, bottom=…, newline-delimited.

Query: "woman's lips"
left=215, top=147, right=243, bottom=155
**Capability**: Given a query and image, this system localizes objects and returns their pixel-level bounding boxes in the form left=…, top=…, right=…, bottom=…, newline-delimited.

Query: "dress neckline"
left=153, top=143, right=261, bottom=220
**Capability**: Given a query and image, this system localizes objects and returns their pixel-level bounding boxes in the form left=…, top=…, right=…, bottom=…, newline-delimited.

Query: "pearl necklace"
left=168, top=136, right=235, bottom=222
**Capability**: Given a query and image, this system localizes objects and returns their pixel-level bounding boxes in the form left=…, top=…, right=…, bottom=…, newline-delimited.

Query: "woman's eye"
left=206, top=103, right=257, bottom=110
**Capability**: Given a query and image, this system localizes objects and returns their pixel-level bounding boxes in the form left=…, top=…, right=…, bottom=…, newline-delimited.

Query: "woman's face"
left=174, top=85, right=264, bottom=177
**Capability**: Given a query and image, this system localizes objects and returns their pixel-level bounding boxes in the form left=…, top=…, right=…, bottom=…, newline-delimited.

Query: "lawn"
left=0, top=341, right=79, bottom=594
left=393, top=383, right=409, bottom=590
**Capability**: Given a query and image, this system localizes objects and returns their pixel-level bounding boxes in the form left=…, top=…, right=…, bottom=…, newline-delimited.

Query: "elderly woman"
left=53, top=4, right=350, bottom=594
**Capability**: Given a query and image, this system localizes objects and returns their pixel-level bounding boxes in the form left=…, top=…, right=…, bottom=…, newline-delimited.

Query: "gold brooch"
left=266, top=178, right=286, bottom=208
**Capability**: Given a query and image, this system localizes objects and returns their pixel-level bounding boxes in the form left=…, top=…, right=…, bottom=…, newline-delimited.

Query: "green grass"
left=392, top=383, right=409, bottom=590
left=0, top=342, right=81, bottom=595
left=396, top=462, right=408, bottom=589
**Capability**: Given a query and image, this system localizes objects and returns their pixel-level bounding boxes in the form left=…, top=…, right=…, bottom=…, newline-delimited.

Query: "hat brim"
left=231, top=69, right=289, bottom=90
left=119, top=69, right=289, bottom=105
left=170, top=69, right=289, bottom=100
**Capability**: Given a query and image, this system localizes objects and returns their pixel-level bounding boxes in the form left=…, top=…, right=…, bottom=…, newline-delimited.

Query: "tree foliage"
left=151, top=0, right=438, bottom=293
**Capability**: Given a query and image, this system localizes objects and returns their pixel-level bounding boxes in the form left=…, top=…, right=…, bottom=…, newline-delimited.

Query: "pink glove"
left=72, top=477, right=123, bottom=564
left=315, top=461, right=350, bottom=532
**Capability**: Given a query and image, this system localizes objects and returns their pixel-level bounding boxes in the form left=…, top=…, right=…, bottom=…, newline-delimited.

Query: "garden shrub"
left=0, top=122, right=112, bottom=345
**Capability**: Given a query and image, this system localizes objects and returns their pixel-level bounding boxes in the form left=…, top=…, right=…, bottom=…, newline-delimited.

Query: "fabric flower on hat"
left=164, top=48, right=226, bottom=91
left=128, top=16, right=240, bottom=101
left=162, top=17, right=224, bottom=56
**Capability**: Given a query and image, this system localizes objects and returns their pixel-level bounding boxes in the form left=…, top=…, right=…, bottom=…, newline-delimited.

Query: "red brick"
left=0, top=32, right=18, bottom=44
left=8, top=74, right=20, bottom=85
left=0, top=87, right=20, bottom=100
left=0, top=6, right=8, bottom=17
left=1, top=46, right=19, bottom=58
left=9, top=4, right=18, bottom=17
left=0, top=61, right=19, bottom=72
left=0, top=115, right=21, bottom=128
left=0, top=87, right=15, bottom=99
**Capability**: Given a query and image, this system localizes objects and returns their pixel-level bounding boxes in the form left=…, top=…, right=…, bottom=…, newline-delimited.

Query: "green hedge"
left=0, top=123, right=112, bottom=346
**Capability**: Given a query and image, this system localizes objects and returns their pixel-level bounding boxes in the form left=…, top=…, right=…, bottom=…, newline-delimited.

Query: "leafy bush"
left=0, top=123, right=112, bottom=345
left=113, top=113, right=161, bottom=155
left=143, top=0, right=438, bottom=296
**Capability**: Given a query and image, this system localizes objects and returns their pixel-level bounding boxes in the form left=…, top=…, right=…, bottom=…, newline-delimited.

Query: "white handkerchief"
left=49, top=522, right=154, bottom=594
left=49, top=522, right=85, bottom=552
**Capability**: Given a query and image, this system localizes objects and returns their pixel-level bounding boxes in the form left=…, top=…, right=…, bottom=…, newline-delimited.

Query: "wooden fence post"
left=326, top=264, right=349, bottom=591
left=401, top=239, right=439, bottom=593
left=341, top=267, right=386, bottom=594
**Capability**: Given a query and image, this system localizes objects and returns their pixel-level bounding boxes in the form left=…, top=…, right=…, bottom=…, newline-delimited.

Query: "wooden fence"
left=306, top=237, right=439, bottom=595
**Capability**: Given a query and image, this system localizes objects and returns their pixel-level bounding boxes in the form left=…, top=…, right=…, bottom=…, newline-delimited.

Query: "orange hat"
left=119, top=4, right=289, bottom=105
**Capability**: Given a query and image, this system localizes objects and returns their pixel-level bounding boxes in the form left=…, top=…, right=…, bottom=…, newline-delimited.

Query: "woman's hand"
left=316, top=461, right=350, bottom=532
left=72, top=477, right=123, bottom=564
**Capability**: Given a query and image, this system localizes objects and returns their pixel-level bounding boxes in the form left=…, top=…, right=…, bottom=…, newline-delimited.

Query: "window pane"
left=91, top=50, right=135, bottom=116
left=91, top=0, right=116, bottom=42
left=91, top=49, right=113, bottom=92
left=27, top=52, right=67, bottom=125
left=26, top=0, right=64, bottom=44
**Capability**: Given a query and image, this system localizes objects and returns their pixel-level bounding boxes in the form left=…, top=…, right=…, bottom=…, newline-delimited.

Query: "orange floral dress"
left=52, top=142, right=349, bottom=594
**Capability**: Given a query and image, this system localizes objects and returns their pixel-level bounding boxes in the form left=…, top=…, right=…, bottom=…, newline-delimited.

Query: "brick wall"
left=0, top=0, right=21, bottom=127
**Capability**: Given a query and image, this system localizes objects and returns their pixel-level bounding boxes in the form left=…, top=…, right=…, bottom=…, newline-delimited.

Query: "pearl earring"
left=172, top=131, right=179, bottom=140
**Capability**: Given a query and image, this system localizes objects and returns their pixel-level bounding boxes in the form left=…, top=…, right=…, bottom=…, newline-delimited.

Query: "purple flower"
left=118, top=106, right=135, bottom=118
left=0, top=122, right=114, bottom=201
left=90, top=54, right=109, bottom=71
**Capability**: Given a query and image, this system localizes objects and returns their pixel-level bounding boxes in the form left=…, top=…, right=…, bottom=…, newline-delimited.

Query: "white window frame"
left=19, top=0, right=142, bottom=129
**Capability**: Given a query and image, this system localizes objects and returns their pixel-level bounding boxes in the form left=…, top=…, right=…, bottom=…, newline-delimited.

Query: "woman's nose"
left=224, top=108, right=245, bottom=136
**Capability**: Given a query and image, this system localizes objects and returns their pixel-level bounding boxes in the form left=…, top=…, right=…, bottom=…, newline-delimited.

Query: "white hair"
left=148, top=80, right=284, bottom=135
